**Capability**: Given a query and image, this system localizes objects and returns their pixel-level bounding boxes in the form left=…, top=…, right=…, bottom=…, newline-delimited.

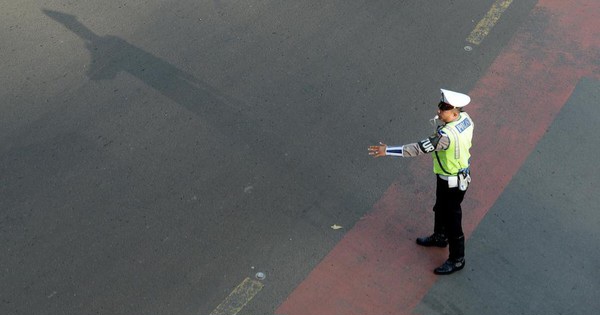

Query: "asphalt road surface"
left=1, top=1, right=598, bottom=315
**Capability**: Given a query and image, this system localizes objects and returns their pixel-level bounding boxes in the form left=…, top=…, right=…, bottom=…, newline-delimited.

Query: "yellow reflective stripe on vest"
left=444, top=127, right=460, bottom=160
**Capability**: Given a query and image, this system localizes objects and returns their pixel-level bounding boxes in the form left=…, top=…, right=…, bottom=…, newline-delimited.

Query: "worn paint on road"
left=209, top=278, right=263, bottom=315
left=467, top=0, right=514, bottom=45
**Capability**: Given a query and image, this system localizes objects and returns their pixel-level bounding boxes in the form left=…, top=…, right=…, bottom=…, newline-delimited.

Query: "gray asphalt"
left=5, top=0, right=594, bottom=315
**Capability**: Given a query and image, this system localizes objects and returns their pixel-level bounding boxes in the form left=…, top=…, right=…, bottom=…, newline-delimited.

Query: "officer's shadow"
left=43, top=9, right=268, bottom=148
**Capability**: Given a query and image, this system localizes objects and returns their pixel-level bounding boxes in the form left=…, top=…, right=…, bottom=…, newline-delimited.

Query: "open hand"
left=368, top=142, right=387, bottom=157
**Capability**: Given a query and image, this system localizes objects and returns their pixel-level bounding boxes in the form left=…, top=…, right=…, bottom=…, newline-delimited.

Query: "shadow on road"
left=43, top=9, right=275, bottom=149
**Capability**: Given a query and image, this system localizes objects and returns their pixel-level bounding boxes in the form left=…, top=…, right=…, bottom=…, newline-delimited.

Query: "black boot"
left=434, top=258, right=465, bottom=275
left=416, top=233, right=448, bottom=247
left=448, top=236, right=465, bottom=261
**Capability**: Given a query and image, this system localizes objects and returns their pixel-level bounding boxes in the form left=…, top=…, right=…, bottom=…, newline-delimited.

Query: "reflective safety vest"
left=433, top=112, right=474, bottom=176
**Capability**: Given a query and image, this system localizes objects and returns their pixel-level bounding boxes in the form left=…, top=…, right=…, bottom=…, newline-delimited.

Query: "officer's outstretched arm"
left=369, top=134, right=448, bottom=158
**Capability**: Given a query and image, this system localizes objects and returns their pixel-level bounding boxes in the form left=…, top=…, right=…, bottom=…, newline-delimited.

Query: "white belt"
left=438, top=174, right=457, bottom=181
left=438, top=174, right=459, bottom=188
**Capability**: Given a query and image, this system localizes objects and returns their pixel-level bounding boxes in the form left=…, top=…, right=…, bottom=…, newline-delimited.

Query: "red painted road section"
left=276, top=1, right=600, bottom=314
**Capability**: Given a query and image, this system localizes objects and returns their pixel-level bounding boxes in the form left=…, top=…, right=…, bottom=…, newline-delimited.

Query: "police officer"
left=368, top=89, right=474, bottom=275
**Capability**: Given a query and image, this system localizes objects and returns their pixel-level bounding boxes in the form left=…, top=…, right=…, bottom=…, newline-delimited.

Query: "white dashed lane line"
left=209, top=277, right=264, bottom=315
left=467, top=0, right=514, bottom=45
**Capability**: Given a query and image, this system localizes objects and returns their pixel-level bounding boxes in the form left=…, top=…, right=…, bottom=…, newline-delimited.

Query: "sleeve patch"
left=418, top=136, right=437, bottom=153
left=418, top=133, right=442, bottom=153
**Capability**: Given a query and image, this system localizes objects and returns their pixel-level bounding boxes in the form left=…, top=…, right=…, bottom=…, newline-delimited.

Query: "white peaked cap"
left=440, top=89, right=471, bottom=107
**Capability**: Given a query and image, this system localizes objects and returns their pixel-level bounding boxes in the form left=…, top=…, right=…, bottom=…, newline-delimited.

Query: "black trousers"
left=433, top=175, right=466, bottom=260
